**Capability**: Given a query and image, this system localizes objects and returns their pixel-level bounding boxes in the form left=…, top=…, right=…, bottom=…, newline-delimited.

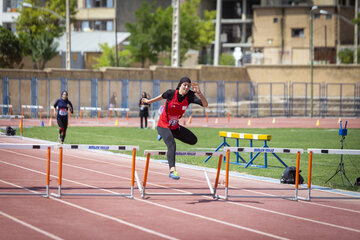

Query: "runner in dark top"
left=54, top=91, right=73, bottom=144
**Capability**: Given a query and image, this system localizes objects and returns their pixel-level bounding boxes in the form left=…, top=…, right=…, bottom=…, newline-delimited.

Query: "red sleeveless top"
left=158, top=90, right=189, bottom=130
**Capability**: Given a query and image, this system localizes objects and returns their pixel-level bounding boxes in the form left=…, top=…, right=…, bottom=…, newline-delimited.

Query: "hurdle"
left=0, top=115, right=22, bottom=120
left=205, top=131, right=288, bottom=168
left=22, top=105, right=43, bottom=118
left=80, top=107, right=101, bottom=119
left=139, top=150, right=224, bottom=199
left=205, top=109, right=230, bottom=124
left=300, top=148, right=360, bottom=201
left=0, top=143, right=53, bottom=198
left=108, top=108, right=129, bottom=120
left=221, top=147, right=303, bottom=200
left=0, top=104, right=12, bottom=115
left=51, top=144, right=139, bottom=199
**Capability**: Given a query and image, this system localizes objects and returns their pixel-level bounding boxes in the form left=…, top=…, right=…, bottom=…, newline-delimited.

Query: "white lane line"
left=0, top=179, right=177, bottom=240
left=43, top=150, right=360, bottom=214
left=0, top=160, right=288, bottom=239
left=2, top=149, right=360, bottom=234
left=0, top=210, right=63, bottom=240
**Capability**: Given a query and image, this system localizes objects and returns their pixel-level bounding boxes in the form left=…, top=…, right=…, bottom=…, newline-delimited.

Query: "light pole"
left=22, top=2, right=71, bottom=69
left=65, top=0, right=71, bottom=70
left=309, top=6, right=317, bottom=118
left=171, top=0, right=180, bottom=67
left=114, top=0, right=119, bottom=67
left=214, top=0, right=222, bottom=66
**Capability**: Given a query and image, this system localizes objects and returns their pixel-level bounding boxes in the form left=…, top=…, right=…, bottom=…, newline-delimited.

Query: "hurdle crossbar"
left=302, top=148, right=360, bottom=201
left=51, top=144, right=139, bottom=199
left=108, top=108, right=129, bottom=120
left=0, top=104, right=12, bottom=115
left=0, top=115, right=23, bottom=119
left=139, top=150, right=224, bottom=199
left=205, top=131, right=287, bottom=169
left=80, top=107, right=101, bottom=119
left=222, top=147, right=304, bottom=201
left=22, top=105, right=43, bottom=118
left=0, top=144, right=53, bottom=198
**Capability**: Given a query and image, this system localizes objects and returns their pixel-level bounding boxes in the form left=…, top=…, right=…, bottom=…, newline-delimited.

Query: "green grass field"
left=6, top=126, right=360, bottom=192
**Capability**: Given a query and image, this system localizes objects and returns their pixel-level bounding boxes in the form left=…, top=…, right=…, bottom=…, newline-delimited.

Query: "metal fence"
left=1, top=76, right=360, bottom=118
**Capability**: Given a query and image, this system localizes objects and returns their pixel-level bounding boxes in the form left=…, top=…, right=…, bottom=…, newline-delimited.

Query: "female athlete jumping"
left=142, top=77, right=208, bottom=180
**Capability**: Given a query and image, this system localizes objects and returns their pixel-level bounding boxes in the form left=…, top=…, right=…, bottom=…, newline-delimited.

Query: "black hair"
left=176, top=77, right=191, bottom=90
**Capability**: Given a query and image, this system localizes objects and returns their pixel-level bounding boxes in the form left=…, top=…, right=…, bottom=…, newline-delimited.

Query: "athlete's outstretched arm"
left=142, top=94, right=163, bottom=104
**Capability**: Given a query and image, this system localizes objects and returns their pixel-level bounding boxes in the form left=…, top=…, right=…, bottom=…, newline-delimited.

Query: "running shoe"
left=157, top=135, right=162, bottom=141
left=169, top=171, right=180, bottom=180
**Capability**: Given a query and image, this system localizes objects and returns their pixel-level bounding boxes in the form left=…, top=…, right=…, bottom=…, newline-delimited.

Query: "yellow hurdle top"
left=219, top=131, right=272, bottom=141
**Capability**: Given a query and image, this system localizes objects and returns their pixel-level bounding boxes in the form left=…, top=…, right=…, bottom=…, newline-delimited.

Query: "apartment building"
left=252, top=0, right=357, bottom=64
left=73, top=0, right=170, bottom=32
left=1, top=0, right=357, bottom=68
left=0, top=0, right=21, bottom=32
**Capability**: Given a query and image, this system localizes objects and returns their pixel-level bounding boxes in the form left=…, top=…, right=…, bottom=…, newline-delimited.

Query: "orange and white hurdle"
left=80, top=107, right=101, bottom=119
left=302, top=148, right=360, bottom=201
left=0, top=143, right=53, bottom=198
left=51, top=144, right=139, bottom=199
left=108, top=107, right=129, bottom=120
left=22, top=105, right=43, bottom=118
left=0, top=104, right=12, bottom=115
left=139, top=150, right=225, bottom=199
left=222, top=147, right=304, bottom=201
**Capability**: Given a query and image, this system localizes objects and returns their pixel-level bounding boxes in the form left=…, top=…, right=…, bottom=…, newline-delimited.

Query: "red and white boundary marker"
left=303, top=148, right=360, bottom=201
left=51, top=144, right=139, bottom=199
left=223, top=147, right=304, bottom=201
left=0, top=143, right=53, bottom=198
left=140, top=150, right=225, bottom=199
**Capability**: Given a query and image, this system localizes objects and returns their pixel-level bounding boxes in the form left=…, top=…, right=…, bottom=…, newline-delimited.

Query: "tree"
left=125, top=0, right=215, bottom=67
left=338, top=48, right=360, bottom=64
left=28, top=31, right=59, bottom=69
left=0, top=26, right=22, bottom=68
left=93, top=43, right=132, bottom=69
left=125, top=2, right=161, bottom=68
left=220, top=53, right=235, bottom=66
left=16, top=0, right=76, bottom=69
left=177, top=0, right=215, bottom=63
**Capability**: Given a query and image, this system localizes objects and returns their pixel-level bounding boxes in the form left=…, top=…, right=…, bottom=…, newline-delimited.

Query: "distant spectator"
left=139, top=92, right=150, bottom=129
left=110, top=92, right=117, bottom=116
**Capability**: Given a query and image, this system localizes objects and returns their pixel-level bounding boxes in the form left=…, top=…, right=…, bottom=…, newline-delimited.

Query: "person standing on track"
left=54, top=91, right=73, bottom=144
left=139, top=91, right=150, bottom=129
left=141, top=77, right=208, bottom=180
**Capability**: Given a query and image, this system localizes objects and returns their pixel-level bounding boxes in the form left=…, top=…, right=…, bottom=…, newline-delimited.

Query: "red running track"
left=1, top=136, right=360, bottom=239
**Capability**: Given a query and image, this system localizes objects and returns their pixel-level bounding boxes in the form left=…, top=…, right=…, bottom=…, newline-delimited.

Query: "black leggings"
left=57, top=117, right=68, bottom=141
left=140, top=116, right=148, bottom=128
left=157, top=125, right=197, bottom=169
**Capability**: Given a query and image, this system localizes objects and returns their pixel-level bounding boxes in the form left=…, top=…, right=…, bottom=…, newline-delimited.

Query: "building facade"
left=252, top=0, right=357, bottom=64
left=1, top=0, right=358, bottom=68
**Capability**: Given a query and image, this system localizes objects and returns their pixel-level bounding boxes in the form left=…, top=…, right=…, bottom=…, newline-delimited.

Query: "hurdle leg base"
left=50, top=193, right=61, bottom=198
left=297, top=196, right=310, bottom=201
